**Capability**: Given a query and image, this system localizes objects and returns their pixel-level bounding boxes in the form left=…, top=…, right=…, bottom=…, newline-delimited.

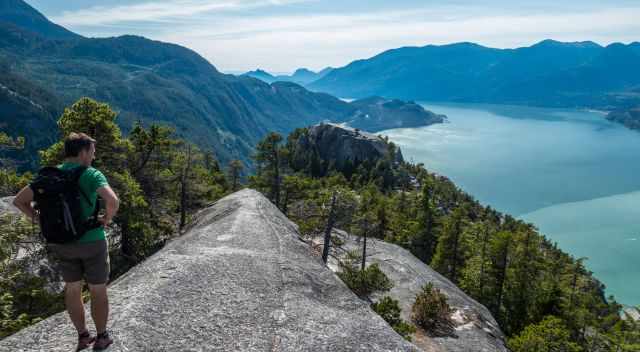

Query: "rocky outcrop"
left=314, top=230, right=508, bottom=352
left=0, top=196, right=17, bottom=215
left=0, top=189, right=419, bottom=351
left=606, top=106, right=640, bottom=131
left=623, top=306, right=640, bottom=321
left=347, top=97, right=446, bottom=132
left=296, top=123, right=403, bottom=170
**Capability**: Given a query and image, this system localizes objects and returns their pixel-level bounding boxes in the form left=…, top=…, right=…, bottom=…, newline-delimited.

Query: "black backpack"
left=30, top=166, right=102, bottom=244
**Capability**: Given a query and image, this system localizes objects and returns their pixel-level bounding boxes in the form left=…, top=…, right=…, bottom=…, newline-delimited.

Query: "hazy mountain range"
left=243, top=67, right=334, bottom=85
left=308, top=40, right=640, bottom=112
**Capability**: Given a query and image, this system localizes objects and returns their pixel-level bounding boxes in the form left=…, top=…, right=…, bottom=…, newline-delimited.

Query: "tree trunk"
left=273, top=149, right=280, bottom=208
left=232, top=171, right=238, bottom=191
left=479, top=226, right=488, bottom=298
left=179, top=145, right=192, bottom=231
left=282, top=188, right=289, bottom=216
left=322, top=191, right=337, bottom=264
left=494, top=237, right=510, bottom=317
left=361, top=227, right=368, bottom=271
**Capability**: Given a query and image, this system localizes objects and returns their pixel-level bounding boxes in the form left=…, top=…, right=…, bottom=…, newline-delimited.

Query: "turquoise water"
left=380, top=103, right=640, bottom=305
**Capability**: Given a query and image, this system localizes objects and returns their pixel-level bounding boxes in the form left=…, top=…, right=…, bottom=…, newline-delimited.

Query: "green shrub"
left=0, top=214, right=64, bottom=338
left=372, top=296, right=416, bottom=341
left=337, top=252, right=392, bottom=298
left=411, top=282, right=454, bottom=336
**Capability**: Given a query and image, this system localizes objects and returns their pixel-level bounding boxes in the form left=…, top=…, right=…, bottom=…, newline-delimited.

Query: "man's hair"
left=64, top=132, right=96, bottom=157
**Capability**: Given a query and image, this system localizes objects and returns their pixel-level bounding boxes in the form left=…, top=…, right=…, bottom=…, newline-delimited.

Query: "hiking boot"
left=76, top=331, right=95, bottom=351
left=93, top=331, right=113, bottom=351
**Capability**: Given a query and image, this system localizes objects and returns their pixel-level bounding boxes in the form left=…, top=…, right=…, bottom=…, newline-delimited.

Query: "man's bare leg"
left=64, top=281, right=87, bottom=333
left=88, top=284, right=109, bottom=334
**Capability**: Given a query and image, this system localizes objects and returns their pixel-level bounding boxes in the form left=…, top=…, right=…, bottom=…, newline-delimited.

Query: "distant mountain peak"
left=243, top=69, right=276, bottom=80
left=293, top=68, right=316, bottom=75
left=0, top=0, right=80, bottom=40
left=532, top=39, right=601, bottom=48
left=247, top=68, right=273, bottom=76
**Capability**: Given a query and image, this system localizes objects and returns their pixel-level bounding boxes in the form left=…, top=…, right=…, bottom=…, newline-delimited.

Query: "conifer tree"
left=411, top=177, right=437, bottom=262
left=227, top=159, right=244, bottom=191
left=254, top=132, right=285, bottom=208
left=431, top=206, right=469, bottom=284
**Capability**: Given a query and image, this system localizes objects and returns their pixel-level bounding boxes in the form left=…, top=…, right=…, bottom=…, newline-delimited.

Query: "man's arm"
left=12, top=185, right=36, bottom=221
left=97, top=185, right=119, bottom=227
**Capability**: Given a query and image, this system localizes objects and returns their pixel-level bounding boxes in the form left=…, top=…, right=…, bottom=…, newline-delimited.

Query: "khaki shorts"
left=47, top=239, right=110, bottom=285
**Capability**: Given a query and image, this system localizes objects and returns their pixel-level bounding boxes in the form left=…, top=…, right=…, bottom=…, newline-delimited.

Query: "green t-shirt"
left=58, top=162, right=109, bottom=243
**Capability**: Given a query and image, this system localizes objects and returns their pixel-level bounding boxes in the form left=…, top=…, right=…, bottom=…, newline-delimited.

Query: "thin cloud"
left=49, top=1, right=640, bottom=72
left=52, top=0, right=311, bottom=26
left=165, top=6, right=640, bottom=71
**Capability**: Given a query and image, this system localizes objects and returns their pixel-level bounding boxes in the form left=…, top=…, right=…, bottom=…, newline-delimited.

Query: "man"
left=13, top=132, right=120, bottom=351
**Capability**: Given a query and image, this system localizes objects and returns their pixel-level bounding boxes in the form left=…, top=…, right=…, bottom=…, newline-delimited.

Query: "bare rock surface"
left=0, top=196, right=17, bottom=215
left=299, top=122, right=404, bottom=169
left=316, top=230, right=508, bottom=352
left=0, top=189, right=419, bottom=352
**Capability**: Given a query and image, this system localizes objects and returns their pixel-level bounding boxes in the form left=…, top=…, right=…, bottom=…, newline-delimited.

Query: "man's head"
left=64, top=132, right=96, bottom=166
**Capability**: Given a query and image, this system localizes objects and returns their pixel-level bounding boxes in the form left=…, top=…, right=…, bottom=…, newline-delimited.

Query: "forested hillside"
left=0, top=0, right=441, bottom=171
left=247, top=125, right=640, bottom=351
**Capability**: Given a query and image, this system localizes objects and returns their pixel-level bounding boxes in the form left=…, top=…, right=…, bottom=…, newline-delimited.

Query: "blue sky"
left=28, top=0, right=640, bottom=73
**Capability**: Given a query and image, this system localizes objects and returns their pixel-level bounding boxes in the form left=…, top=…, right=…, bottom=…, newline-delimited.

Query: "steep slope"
left=0, top=56, right=58, bottom=169
left=310, top=40, right=640, bottom=111
left=0, top=189, right=420, bottom=351
left=294, top=123, right=404, bottom=171
left=0, top=21, right=354, bottom=166
left=317, top=230, right=508, bottom=352
left=0, top=0, right=79, bottom=40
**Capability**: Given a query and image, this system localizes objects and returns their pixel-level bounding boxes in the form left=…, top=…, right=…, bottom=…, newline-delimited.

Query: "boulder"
left=314, top=229, right=509, bottom=352
left=0, top=189, right=419, bottom=351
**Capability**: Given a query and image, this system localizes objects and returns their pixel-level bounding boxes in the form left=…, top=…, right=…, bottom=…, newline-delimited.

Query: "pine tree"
left=459, top=221, right=493, bottom=302
left=431, top=206, right=469, bottom=284
left=505, top=228, right=542, bottom=334
left=411, top=177, right=437, bottom=263
left=227, top=159, right=244, bottom=191
left=352, top=184, right=379, bottom=270
left=486, top=231, right=513, bottom=323
left=254, top=132, right=284, bottom=208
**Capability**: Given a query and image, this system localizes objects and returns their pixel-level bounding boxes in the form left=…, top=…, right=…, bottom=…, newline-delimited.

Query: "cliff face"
left=297, top=123, right=403, bottom=170
left=316, top=230, right=508, bottom=352
left=0, top=189, right=419, bottom=351
left=606, top=106, right=640, bottom=131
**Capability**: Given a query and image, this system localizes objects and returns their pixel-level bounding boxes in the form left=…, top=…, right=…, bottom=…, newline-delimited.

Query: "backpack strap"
left=71, top=166, right=102, bottom=227
left=68, top=166, right=90, bottom=202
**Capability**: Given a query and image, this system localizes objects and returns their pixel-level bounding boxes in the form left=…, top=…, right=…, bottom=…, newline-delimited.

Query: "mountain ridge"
left=0, top=0, right=440, bottom=169
left=0, top=0, right=79, bottom=40
left=243, top=66, right=334, bottom=85
left=0, top=189, right=422, bottom=351
left=310, top=39, right=640, bottom=117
